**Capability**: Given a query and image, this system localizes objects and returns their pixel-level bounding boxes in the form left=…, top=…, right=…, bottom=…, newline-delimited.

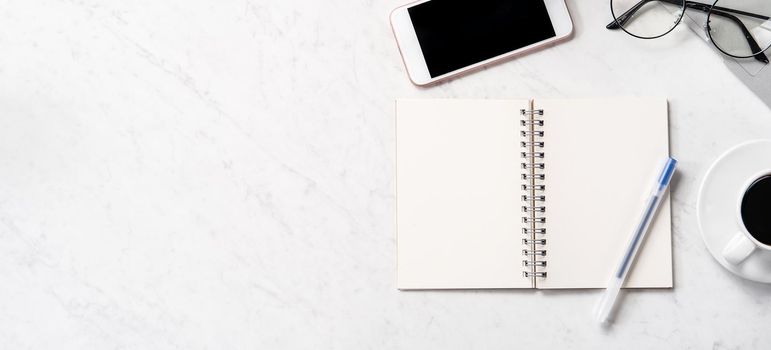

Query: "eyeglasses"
left=607, top=0, right=771, bottom=64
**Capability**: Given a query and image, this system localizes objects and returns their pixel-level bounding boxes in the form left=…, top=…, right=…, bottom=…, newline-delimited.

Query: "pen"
left=594, top=157, right=677, bottom=324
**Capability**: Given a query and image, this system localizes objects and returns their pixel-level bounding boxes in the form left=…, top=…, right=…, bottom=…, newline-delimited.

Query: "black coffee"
left=740, top=175, right=771, bottom=246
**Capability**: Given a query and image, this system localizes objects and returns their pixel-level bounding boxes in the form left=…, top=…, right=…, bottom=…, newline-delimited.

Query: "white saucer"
left=697, top=140, right=771, bottom=283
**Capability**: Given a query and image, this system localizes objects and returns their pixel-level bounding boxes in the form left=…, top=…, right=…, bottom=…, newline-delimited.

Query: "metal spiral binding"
left=522, top=228, right=546, bottom=235
left=523, top=271, right=547, bottom=278
left=521, top=152, right=544, bottom=158
left=521, top=141, right=545, bottom=148
left=522, top=217, right=546, bottom=224
left=521, top=120, right=544, bottom=126
left=522, top=249, right=547, bottom=256
left=521, top=174, right=545, bottom=180
left=522, top=206, right=545, bottom=213
left=520, top=108, right=546, bottom=283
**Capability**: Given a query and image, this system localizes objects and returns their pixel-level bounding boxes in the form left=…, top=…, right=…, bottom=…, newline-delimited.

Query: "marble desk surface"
left=1, top=0, right=770, bottom=349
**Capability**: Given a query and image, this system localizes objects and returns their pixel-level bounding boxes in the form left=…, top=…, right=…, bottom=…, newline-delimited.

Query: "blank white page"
left=396, top=99, right=532, bottom=289
left=536, top=98, right=672, bottom=289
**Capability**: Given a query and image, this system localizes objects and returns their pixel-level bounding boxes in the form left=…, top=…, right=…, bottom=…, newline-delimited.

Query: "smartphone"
left=390, top=0, right=573, bottom=86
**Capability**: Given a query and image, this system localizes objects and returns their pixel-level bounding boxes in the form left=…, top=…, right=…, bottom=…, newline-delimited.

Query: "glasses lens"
left=708, top=0, right=771, bottom=58
left=611, top=0, right=686, bottom=38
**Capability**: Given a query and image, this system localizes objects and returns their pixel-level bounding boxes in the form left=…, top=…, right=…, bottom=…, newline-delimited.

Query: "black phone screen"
left=408, top=0, right=557, bottom=78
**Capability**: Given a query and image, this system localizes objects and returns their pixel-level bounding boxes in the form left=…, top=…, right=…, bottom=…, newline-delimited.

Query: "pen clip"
left=657, top=158, right=677, bottom=188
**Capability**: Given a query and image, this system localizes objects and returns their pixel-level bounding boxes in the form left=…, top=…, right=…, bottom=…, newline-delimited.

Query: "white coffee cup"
left=721, top=172, right=771, bottom=265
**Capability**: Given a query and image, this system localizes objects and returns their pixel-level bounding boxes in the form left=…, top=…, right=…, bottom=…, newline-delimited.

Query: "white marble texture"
left=1, top=0, right=770, bottom=348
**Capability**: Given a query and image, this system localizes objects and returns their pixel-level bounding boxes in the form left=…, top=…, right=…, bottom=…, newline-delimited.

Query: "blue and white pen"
left=594, top=157, right=677, bottom=324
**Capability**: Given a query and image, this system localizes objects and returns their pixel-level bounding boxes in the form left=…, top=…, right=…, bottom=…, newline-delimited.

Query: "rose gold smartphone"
left=390, top=0, right=573, bottom=86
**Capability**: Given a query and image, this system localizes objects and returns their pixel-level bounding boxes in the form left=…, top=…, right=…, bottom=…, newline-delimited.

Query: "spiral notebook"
left=396, top=98, right=673, bottom=289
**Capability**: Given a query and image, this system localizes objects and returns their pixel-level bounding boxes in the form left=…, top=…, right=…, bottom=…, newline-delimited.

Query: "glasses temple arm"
left=687, top=1, right=770, bottom=21
left=607, top=0, right=654, bottom=29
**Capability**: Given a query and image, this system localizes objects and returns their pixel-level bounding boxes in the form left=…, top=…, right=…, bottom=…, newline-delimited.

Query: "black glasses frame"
left=607, top=0, right=771, bottom=64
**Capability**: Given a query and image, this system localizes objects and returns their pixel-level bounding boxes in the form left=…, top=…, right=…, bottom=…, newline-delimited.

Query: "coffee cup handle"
left=722, top=232, right=757, bottom=265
